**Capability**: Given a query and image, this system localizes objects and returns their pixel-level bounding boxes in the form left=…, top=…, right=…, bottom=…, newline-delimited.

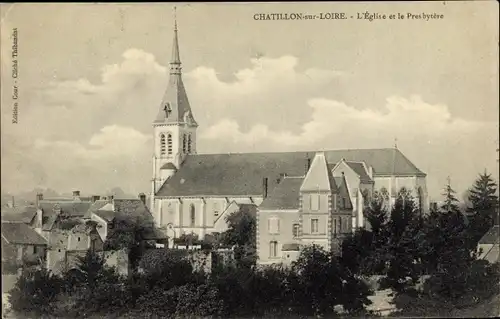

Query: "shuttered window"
left=268, top=217, right=280, bottom=234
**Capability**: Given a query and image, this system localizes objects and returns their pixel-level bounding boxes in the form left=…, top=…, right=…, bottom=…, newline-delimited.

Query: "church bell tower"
left=151, top=13, right=198, bottom=211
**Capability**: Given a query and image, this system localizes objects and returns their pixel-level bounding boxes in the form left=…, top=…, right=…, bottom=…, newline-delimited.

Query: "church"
left=150, top=21, right=429, bottom=265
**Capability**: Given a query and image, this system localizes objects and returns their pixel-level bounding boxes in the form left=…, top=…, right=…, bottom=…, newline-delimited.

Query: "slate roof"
left=154, top=28, right=197, bottom=126
left=1, top=222, right=47, bottom=246
left=1, top=206, right=37, bottom=224
left=156, top=149, right=425, bottom=197
left=94, top=210, right=117, bottom=222
left=301, top=152, right=332, bottom=192
left=345, top=161, right=373, bottom=183
left=334, top=176, right=353, bottom=210
left=83, top=200, right=109, bottom=219
left=39, top=201, right=92, bottom=218
left=260, top=177, right=304, bottom=210
left=479, top=225, right=499, bottom=244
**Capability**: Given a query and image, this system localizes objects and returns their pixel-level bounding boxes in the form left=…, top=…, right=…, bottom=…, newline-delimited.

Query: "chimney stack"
left=91, top=195, right=101, bottom=203
left=35, top=193, right=43, bottom=207
left=72, top=190, right=81, bottom=200
left=305, top=157, right=311, bottom=174
left=262, top=177, right=269, bottom=199
left=138, top=193, right=146, bottom=205
left=108, top=195, right=114, bottom=202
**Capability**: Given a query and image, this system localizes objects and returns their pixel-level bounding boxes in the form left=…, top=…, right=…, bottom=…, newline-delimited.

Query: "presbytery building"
left=150, top=21, right=429, bottom=265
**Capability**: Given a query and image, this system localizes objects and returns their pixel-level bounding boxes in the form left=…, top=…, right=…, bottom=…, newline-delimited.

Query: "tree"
left=421, top=181, right=476, bottom=300
left=103, top=215, right=154, bottom=270
left=382, top=189, right=423, bottom=291
left=8, top=268, right=64, bottom=317
left=220, top=208, right=257, bottom=268
left=467, top=171, right=499, bottom=244
left=291, top=245, right=373, bottom=316
left=364, top=190, right=388, bottom=235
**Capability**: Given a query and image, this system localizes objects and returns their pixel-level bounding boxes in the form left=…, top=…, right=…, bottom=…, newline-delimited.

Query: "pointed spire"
left=170, top=6, right=181, bottom=73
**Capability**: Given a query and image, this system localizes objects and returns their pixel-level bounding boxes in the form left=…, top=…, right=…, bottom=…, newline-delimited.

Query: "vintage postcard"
left=1, top=2, right=499, bottom=318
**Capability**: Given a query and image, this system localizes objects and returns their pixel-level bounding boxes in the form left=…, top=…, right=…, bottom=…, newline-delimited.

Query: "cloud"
left=1, top=50, right=497, bottom=199
left=201, top=95, right=487, bottom=150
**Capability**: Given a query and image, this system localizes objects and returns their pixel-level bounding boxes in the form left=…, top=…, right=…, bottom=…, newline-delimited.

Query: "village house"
left=1, top=222, right=47, bottom=272
left=1, top=191, right=163, bottom=275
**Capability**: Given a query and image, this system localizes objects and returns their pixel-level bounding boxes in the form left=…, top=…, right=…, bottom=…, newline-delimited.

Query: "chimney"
left=305, top=157, right=312, bottom=174
left=72, top=190, right=80, bottom=200
left=262, top=177, right=269, bottom=199
left=35, top=193, right=43, bottom=207
left=108, top=195, right=114, bottom=202
left=138, top=193, right=146, bottom=205
left=368, top=166, right=373, bottom=179
left=91, top=195, right=101, bottom=203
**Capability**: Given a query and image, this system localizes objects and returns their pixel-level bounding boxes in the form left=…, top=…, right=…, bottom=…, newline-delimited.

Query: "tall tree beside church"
left=382, top=188, right=423, bottom=291
left=467, top=171, right=499, bottom=244
left=221, top=208, right=256, bottom=268
left=424, top=181, right=475, bottom=299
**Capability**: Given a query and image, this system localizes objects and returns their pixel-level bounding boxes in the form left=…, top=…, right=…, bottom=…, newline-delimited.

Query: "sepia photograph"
left=1, top=2, right=499, bottom=318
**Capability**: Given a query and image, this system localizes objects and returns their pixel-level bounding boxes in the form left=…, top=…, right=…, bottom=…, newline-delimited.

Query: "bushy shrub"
left=8, top=268, right=64, bottom=316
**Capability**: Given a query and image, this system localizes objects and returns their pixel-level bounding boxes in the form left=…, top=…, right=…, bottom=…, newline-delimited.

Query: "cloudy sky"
left=1, top=2, right=498, bottom=200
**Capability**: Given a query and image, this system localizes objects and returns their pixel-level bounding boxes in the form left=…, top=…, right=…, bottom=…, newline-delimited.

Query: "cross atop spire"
left=173, top=6, right=177, bottom=31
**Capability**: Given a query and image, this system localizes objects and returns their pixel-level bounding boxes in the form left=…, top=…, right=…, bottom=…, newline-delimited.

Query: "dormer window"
left=164, top=103, right=172, bottom=117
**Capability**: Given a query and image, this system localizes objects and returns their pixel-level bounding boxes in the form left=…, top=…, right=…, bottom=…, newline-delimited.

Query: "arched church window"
left=160, top=134, right=166, bottom=156
left=183, top=134, right=187, bottom=154
left=167, top=133, right=173, bottom=155
left=190, top=204, right=195, bottom=227
left=187, top=134, right=192, bottom=154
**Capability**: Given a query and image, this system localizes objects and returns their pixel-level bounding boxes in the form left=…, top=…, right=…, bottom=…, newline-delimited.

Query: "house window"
left=78, top=237, right=81, bottom=242
left=310, top=194, right=320, bottom=211
left=190, top=204, right=195, bottom=227
left=33, top=246, right=38, bottom=254
left=311, top=218, right=319, bottom=234
left=167, top=133, right=173, bottom=155
left=292, top=223, right=300, bottom=238
left=187, top=134, right=192, bottom=154
left=268, top=217, right=280, bottom=234
left=342, top=198, right=346, bottom=209
left=337, top=217, right=341, bottom=234
left=160, top=134, right=166, bottom=156
left=183, top=134, right=187, bottom=153
left=269, top=241, right=278, bottom=258
left=333, top=218, right=337, bottom=237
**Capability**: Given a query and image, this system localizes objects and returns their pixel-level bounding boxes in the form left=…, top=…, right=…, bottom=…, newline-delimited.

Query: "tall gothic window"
left=187, top=134, right=192, bottom=154
left=167, top=133, right=173, bottom=155
left=160, top=134, right=166, bottom=156
left=183, top=134, right=187, bottom=154
left=190, top=204, right=195, bottom=227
